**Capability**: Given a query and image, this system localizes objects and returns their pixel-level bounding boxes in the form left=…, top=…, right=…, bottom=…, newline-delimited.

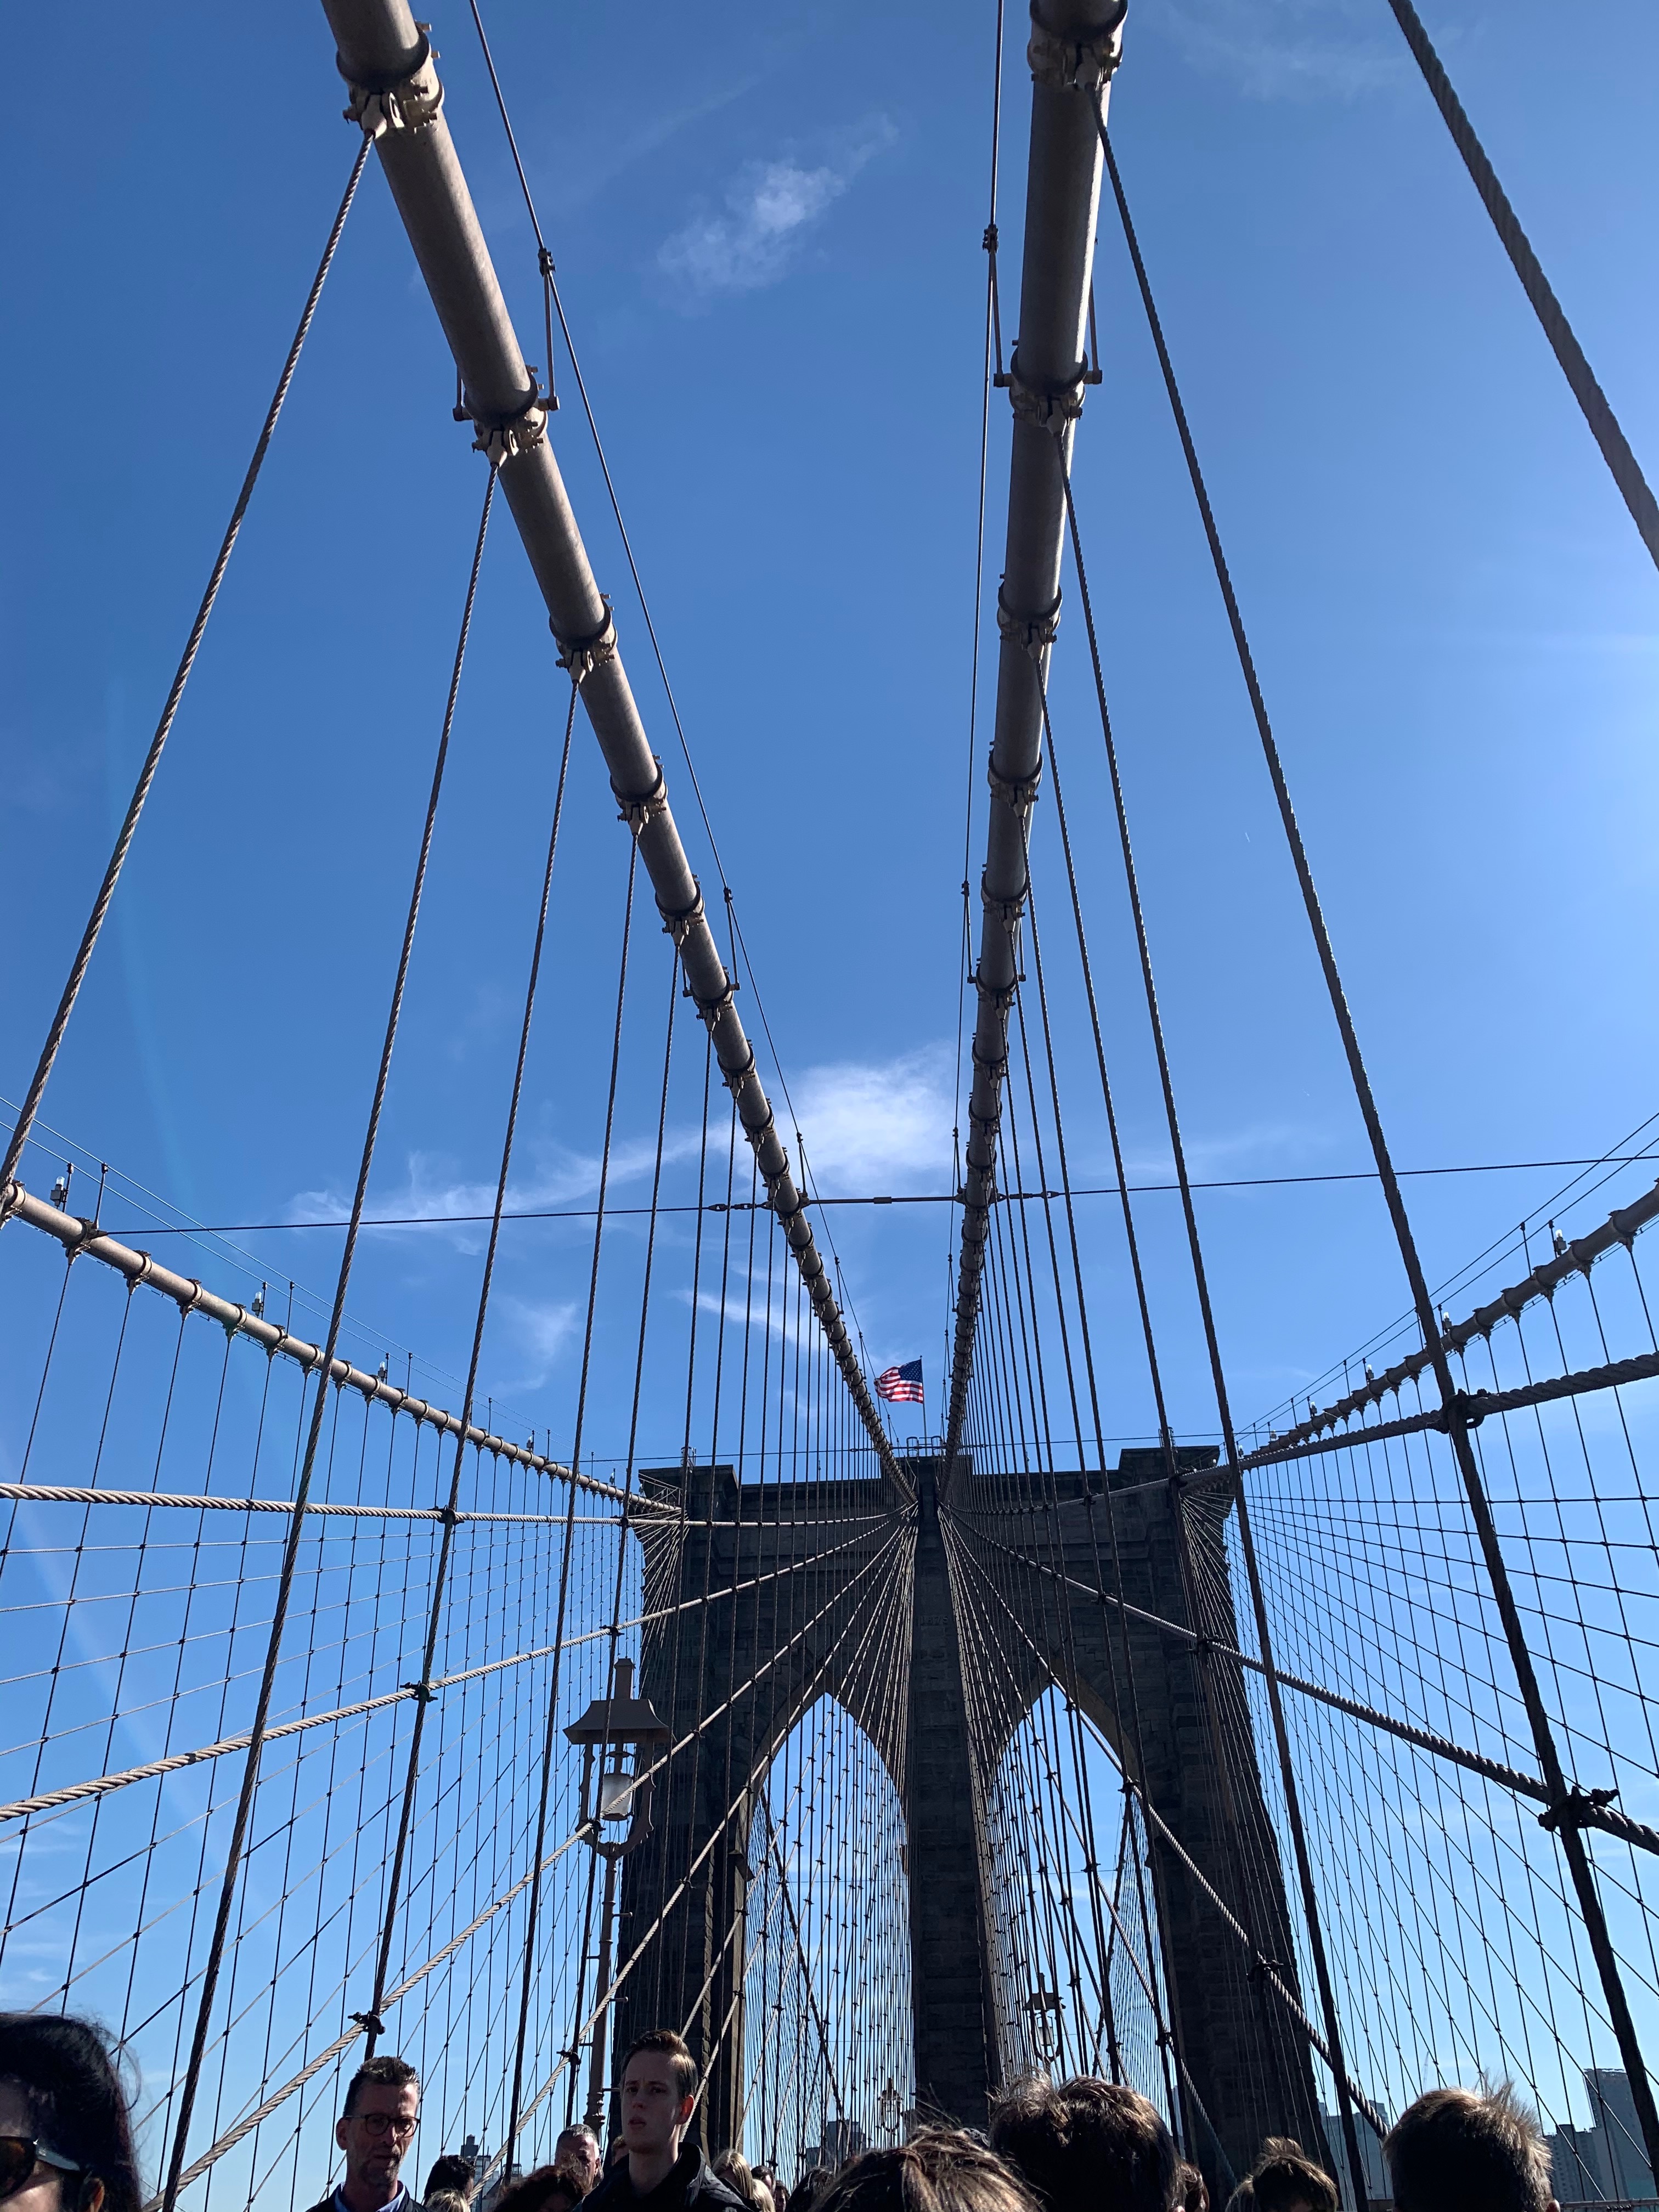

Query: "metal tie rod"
left=316, top=0, right=902, bottom=1496
left=945, top=0, right=1126, bottom=1474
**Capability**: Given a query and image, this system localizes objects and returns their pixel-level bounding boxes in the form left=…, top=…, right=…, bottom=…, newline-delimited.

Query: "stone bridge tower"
left=612, top=1453, right=1318, bottom=2186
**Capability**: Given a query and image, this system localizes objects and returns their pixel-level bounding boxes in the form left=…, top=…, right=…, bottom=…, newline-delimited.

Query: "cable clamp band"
left=996, top=584, right=1060, bottom=662
left=975, top=978, right=1019, bottom=1022
left=349, top=2011, right=386, bottom=2036
left=719, top=1045, right=758, bottom=1098
left=658, top=883, right=706, bottom=948
left=1026, top=0, right=1126, bottom=92
left=400, top=1680, right=436, bottom=1705
left=341, top=27, right=443, bottom=138
left=998, top=348, right=1091, bottom=426
left=980, top=877, right=1028, bottom=930
left=555, top=600, right=618, bottom=684
left=988, top=749, right=1044, bottom=814
left=613, top=759, right=668, bottom=832
left=1539, top=1783, right=1618, bottom=1835
left=473, top=392, right=548, bottom=467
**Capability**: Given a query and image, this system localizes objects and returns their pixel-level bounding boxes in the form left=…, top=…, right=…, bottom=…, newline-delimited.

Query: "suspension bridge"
left=4, top=4, right=1659, bottom=2212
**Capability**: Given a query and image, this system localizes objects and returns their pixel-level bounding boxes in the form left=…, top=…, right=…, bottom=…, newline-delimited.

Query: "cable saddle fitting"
left=556, top=601, right=618, bottom=686
left=987, top=751, right=1044, bottom=811
left=1026, top=0, right=1126, bottom=91
left=472, top=393, right=548, bottom=467
left=996, top=349, right=1097, bottom=421
left=340, top=26, right=442, bottom=139
left=614, top=764, right=671, bottom=834
left=1539, top=1784, right=1620, bottom=1835
left=996, top=584, right=1060, bottom=662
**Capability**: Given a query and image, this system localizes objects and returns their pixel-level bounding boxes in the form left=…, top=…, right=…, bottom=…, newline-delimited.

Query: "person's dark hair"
left=990, top=2075, right=1178, bottom=2212
left=787, top=2168, right=832, bottom=2212
left=425, top=2155, right=476, bottom=2200
left=605, top=2138, right=630, bottom=2173
left=1174, top=2163, right=1208, bottom=2212
left=811, top=2132, right=1036, bottom=2212
left=493, top=2165, right=588, bottom=2212
left=342, top=2054, right=420, bottom=2118
left=1385, top=2085, right=1553, bottom=2212
left=618, top=2030, right=697, bottom=2105
left=1232, top=2140, right=1335, bottom=2212
left=0, top=2015, right=142, bottom=2212
left=556, top=2128, right=598, bottom=2159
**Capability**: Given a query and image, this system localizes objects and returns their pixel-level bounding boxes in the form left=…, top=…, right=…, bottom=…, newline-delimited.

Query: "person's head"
left=618, top=2033, right=698, bottom=2163
left=1174, top=2164, right=1208, bottom=2212
left=425, top=2158, right=476, bottom=2205
left=337, top=2056, right=420, bottom=2207
left=0, top=2015, right=141, bottom=2212
left=810, top=2133, right=1035, bottom=2212
left=714, top=2152, right=766, bottom=2212
left=605, top=2138, right=630, bottom=2175
left=1385, top=2086, right=1557, bottom=2212
left=753, top=2184, right=776, bottom=2212
left=494, top=2166, right=589, bottom=2212
left=1233, top=2141, right=1334, bottom=2212
left=426, top=2194, right=470, bottom=2212
left=555, top=2129, right=601, bottom=2193
left=787, top=2170, right=831, bottom=2212
left=990, top=2076, right=1178, bottom=2212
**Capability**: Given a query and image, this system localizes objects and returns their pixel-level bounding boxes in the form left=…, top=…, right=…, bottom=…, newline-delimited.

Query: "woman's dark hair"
left=493, top=2164, right=588, bottom=2212
left=0, top=2016, right=142, bottom=2212
left=990, top=2076, right=1178, bottom=2212
left=812, top=2132, right=1036, bottom=2212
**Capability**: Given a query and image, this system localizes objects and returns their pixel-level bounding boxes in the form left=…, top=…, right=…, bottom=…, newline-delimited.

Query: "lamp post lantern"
left=877, top=2080, right=901, bottom=2143
left=566, top=1656, right=669, bottom=2130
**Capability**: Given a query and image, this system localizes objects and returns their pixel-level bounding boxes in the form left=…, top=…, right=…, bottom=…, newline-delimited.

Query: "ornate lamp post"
left=877, top=2080, right=902, bottom=2143
left=566, top=1656, right=669, bottom=2130
left=1023, top=1985, right=1062, bottom=2068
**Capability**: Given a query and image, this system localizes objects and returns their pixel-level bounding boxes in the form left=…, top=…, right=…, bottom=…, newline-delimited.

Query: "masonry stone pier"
left=612, top=1451, right=1319, bottom=2188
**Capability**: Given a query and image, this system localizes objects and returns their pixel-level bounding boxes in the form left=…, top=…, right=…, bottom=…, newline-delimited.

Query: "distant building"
left=1587, top=2071, right=1656, bottom=2205
left=1318, top=2108, right=1390, bottom=2210
left=1551, top=2122, right=1607, bottom=2205
left=820, top=2119, right=866, bottom=2166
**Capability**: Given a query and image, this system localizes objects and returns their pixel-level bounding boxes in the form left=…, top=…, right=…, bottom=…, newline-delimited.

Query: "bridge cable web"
left=1093, top=103, right=1659, bottom=2190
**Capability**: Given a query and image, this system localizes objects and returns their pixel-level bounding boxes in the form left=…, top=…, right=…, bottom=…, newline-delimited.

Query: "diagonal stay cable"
left=0, top=137, right=370, bottom=1207
left=156, top=466, right=495, bottom=2212
left=1381, top=0, right=1659, bottom=574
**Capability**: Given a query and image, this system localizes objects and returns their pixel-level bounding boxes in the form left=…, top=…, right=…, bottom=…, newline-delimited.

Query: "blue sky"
left=4, top=0, right=1658, bottom=1471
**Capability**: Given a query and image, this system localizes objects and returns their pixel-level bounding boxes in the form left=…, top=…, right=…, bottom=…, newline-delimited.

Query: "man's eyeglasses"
left=0, top=2138, right=83, bottom=2204
left=352, top=2114, right=418, bottom=2141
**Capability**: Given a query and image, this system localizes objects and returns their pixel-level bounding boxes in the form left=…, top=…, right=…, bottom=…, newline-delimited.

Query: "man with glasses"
left=309, top=2057, right=426, bottom=2212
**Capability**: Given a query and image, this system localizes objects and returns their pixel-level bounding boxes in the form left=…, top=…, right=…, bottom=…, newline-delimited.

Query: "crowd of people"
left=0, top=2012, right=1576, bottom=2212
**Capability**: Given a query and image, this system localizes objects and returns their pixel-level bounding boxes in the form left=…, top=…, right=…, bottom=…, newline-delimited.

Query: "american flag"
left=876, top=1358, right=924, bottom=1404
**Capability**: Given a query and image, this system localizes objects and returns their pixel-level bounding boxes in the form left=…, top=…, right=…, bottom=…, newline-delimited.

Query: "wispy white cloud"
left=657, top=120, right=895, bottom=301
left=288, top=1133, right=706, bottom=1252
left=1146, top=0, right=1408, bottom=100
left=496, top=1296, right=580, bottom=1390
left=1123, top=1118, right=1339, bottom=1182
left=787, top=1045, right=955, bottom=1194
